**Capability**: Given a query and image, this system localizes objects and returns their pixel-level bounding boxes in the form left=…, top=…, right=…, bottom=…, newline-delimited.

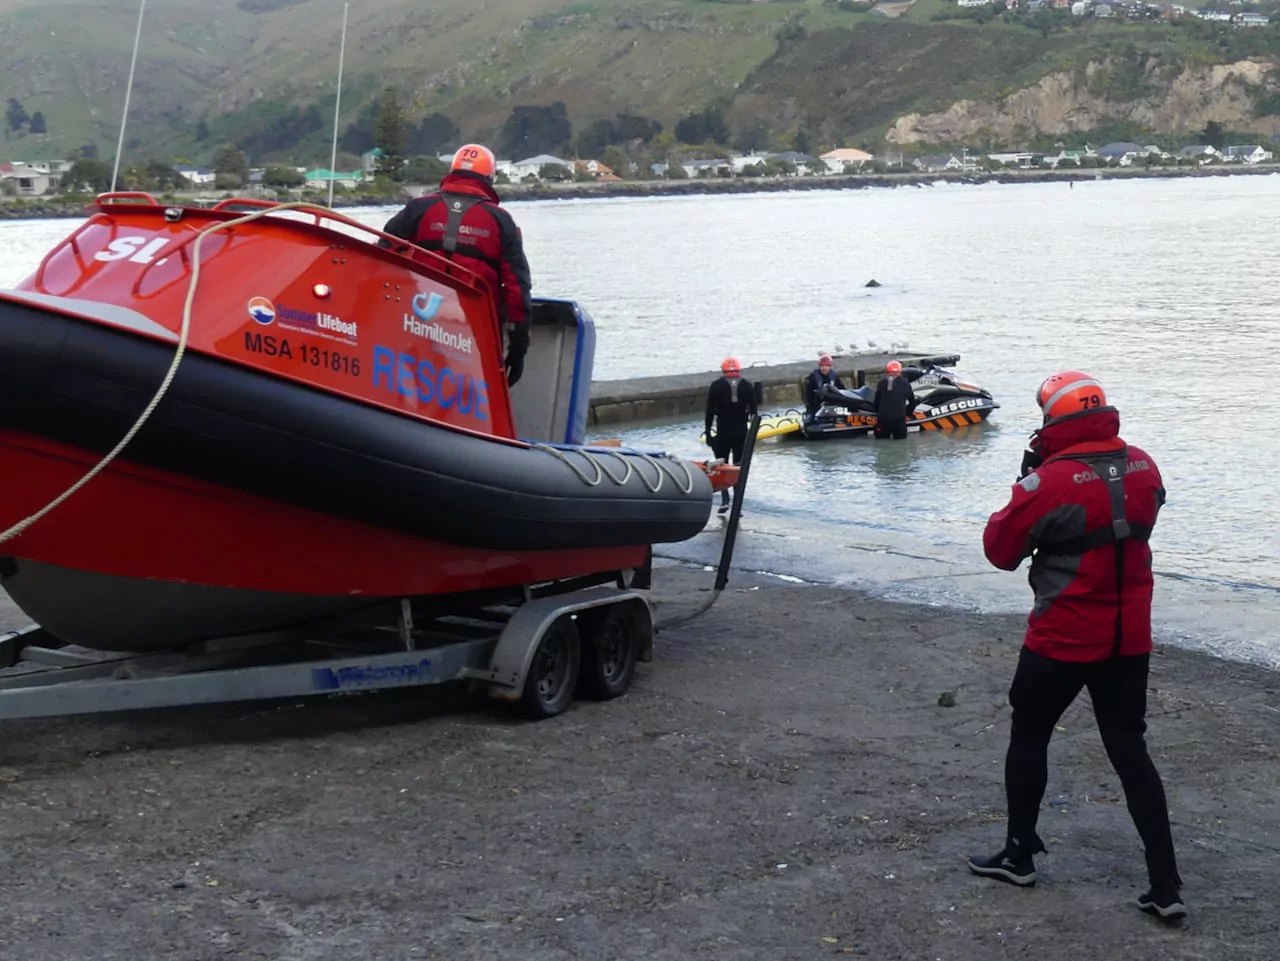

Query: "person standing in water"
left=873, top=360, right=915, bottom=440
left=705, top=358, right=757, bottom=514
left=803, top=354, right=846, bottom=418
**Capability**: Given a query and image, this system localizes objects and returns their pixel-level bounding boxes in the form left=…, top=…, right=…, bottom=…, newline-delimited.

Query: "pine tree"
left=374, top=87, right=407, bottom=176
left=6, top=97, right=28, bottom=131
left=213, top=144, right=248, bottom=179
left=29, top=111, right=46, bottom=135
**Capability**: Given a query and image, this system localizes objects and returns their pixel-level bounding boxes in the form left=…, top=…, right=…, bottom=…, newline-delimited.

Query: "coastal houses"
left=173, top=163, right=216, bottom=186
left=511, top=154, right=573, bottom=180
left=681, top=159, right=733, bottom=178
left=1175, top=144, right=1220, bottom=164
left=1095, top=142, right=1145, bottom=165
left=1223, top=144, right=1273, bottom=164
left=0, top=161, right=56, bottom=196
left=574, top=159, right=621, bottom=181
left=302, top=169, right=363, bottom=190
left=820, top=147, right=874, bottom=172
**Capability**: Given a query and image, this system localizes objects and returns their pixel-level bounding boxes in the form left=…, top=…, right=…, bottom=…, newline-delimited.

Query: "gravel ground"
left=2, top=565, right=1278, bottom=961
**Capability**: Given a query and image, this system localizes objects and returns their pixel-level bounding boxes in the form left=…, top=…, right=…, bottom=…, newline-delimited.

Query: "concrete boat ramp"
left=588, top=349, right=961, bottom=426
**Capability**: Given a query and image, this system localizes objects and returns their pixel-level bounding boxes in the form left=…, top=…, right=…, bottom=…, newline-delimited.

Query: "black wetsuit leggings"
left=875, top=421, right=907, bottom=440
left=711, top=432, right=745, bottom=465
left=1004, top=647, right=1181, bottom=887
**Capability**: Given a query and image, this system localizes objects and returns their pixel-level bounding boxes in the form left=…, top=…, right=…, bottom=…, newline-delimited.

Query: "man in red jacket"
left=383, top=144, right=533, bottom=386
left=968, top=370, right=1185, bottom=922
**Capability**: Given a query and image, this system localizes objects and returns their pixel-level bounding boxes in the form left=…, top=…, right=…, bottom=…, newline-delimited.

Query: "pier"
left=588, top=350, right=961, bottom=426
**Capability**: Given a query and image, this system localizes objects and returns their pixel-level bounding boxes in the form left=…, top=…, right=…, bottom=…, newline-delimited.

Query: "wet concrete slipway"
left=3, top=177, right=1280, bottom=959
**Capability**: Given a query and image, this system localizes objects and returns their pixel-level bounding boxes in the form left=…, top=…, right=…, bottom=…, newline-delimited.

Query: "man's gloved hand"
left=1019, top=447, right=1044, bottom=480
left=706, top=431, right=716, bottom=448
left=505, top=323, right=530, bottom=388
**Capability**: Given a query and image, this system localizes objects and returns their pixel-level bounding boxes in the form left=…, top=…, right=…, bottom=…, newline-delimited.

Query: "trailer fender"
left=477, top=587, right=652, bottom=699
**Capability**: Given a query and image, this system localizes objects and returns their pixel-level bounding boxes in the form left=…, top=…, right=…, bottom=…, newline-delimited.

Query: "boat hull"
left=0, top=295, right=711, bottom=553
left=0, top=429, right=651, bottom=650
left=1, top=559, right=376, bottom=652
left=799, top=403, right=997, bottom=439
left=0, top=198, right=711, bottom=652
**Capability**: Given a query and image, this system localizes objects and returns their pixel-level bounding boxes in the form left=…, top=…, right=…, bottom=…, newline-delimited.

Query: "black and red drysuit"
left=980, top=406, right=1181, bottom=893
left=383, top=171, right=533, bottom=385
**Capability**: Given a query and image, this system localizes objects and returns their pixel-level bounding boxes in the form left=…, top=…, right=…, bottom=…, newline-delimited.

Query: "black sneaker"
left=968, top=849, right=1037, bottom=887
left=1137, top=886, right=1187, bottom=921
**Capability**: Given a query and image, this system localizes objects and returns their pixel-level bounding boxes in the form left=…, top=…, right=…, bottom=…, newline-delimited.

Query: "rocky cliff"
left=887, top=58, right=1280, bottom=145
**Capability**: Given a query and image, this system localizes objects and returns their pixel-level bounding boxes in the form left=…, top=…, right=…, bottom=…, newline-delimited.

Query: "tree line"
left=5, top=98, right=46, bottom=137
left=5, top=84, right=818, bottom=176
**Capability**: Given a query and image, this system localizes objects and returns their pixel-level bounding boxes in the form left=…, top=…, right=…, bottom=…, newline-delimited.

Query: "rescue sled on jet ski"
left=0, top=193, right=732, bottom=655
left=760, top=364, right=999, bottom=441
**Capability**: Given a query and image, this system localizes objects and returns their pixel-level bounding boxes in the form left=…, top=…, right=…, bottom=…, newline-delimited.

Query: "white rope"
left=531, top=444, right=696, bottom=496
left=637, top=450, right=695, bottom=495
left=594, top=448, right=634, bottom=486
left=530, top=444, right=603, bottom=487
left=0, top=201, right=342, bottom=547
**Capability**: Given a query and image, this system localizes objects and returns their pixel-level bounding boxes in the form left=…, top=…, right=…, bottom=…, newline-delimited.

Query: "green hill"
left=1, top=0, right=1278, bottom=167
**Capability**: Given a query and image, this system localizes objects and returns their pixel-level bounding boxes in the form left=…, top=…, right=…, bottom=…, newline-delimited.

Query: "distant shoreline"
left=3, top=163, right=1275, bottom=221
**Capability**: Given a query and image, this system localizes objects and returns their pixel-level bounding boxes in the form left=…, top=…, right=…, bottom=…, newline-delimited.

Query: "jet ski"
left=0, top=194, right=728, bottom=652
left=760, top=364, right=999, bottom=440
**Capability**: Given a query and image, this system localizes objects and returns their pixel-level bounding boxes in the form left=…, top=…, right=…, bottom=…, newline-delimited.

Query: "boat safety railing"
left=97, top=192, right=504, bottom=347
left=97, top=191, right=162, bottom=206
left=31, top=211, right=118, bottom=294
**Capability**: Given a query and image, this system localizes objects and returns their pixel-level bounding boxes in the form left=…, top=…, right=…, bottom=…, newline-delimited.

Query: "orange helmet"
left=721, top=357, right=741, bottom=376
left=886, top=360, right=903, bottom=375
left=451, top=144, right=497, bottom=180
left=1036, top=370, right=1107, bottom=423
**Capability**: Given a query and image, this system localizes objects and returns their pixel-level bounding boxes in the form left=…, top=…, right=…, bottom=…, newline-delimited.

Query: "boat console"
left=510, top=298, right=596, bottom=446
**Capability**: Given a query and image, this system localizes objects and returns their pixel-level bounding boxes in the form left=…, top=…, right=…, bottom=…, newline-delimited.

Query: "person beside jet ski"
left=872, top=360, right=917, bottom=440
left=381, top=144, right=533, bottom=387
left=968, top=370, right=1184, bottom=923
left=803, top=355, right=846, bottom=419
left=705, top=358, right=757, bottom=514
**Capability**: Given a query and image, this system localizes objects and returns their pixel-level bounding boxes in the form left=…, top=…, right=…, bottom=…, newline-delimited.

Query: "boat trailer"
left=0, top=417, right=761, bottom=724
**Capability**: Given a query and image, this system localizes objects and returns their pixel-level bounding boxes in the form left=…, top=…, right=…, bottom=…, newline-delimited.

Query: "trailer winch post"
left=654, top=412, right=761, bottom=633
left=714, top=410, right=761, bottom=592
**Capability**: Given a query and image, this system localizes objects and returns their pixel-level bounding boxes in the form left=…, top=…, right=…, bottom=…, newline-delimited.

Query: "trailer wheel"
left=518, top=615, right=580, bottom=719
left=577, top=602, right=640, bottom=701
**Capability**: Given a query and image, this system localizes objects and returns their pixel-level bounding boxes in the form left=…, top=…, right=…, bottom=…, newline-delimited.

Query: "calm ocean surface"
left=3, top=175, right=1277, bottom=665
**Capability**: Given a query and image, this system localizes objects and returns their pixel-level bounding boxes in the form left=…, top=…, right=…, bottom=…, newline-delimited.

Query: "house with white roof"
left=987, top=152, right=1035, bottom=168
left=510, top=154, right=572, bottom=179
left=681, top=158, right=732, bottom=178
left=729, top=151, right=775, bottom=174
left=173, top=163, right=216, bottom=186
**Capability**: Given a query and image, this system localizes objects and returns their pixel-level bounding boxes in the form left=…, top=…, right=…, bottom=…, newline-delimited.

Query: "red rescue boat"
left=0, top=195, right=724, bottom=652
